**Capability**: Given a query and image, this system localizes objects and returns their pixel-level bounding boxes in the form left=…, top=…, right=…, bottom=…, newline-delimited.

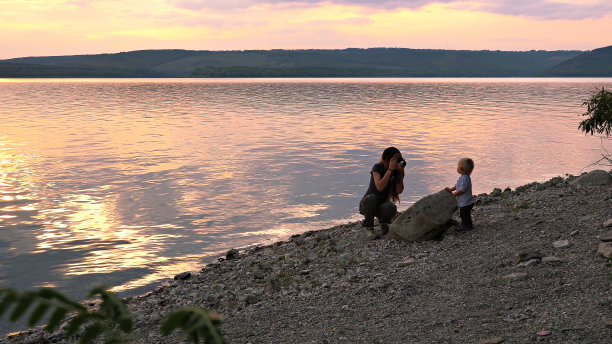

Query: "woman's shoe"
left=381, top=223, right=389, bottom=235
left=365, top=227, right=380, bottom=240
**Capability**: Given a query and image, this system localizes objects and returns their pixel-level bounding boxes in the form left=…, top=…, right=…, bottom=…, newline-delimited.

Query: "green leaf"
left=161, top=307, right=224, bottom=344
left=78, top=322, right=105, bottom=344
left=160, top=309, right=187, bottom=335
left=0, top=292, right=17, bottom=318
left=28, top=303, right=50, bottom=326
left=104, top=331, right=129, bottom=344
left=90, top=286, right=132, bottom=332
left=39, top=288, right=86, bottom=311
left=66, top=313, right=90, bottom=337
left=46, top=307, right=68, bottom=332
left=10, top=295, right=35, bottom=321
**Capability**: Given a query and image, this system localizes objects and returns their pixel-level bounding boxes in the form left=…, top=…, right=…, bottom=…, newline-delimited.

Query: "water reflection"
left=0, top=79, right=610, bottom=311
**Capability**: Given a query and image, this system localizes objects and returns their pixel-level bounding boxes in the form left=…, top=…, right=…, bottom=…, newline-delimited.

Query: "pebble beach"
left=3, top=172, right=612, bottom=344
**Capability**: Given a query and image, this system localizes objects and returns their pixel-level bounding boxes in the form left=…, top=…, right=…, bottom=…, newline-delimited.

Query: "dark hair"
left=380, top=146, right=400, bottom=165
left=380, top=146, right=401, bottom=203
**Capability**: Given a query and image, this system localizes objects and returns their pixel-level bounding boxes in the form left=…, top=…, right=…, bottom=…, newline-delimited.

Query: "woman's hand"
left=396, top=162, right=405, bottom=174
left=388, top=158, right=398, bottom=172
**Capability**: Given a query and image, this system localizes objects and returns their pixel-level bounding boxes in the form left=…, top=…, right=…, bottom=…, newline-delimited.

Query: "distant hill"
left=0, top=62, right=160, bottom=77
left=0, top=48, right=598, bottom=78
left=545, top=46, right=612, bottom=76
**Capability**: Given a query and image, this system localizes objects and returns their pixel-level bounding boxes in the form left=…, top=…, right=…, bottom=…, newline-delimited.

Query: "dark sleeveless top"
left=363, top=163, right=397, bottom=203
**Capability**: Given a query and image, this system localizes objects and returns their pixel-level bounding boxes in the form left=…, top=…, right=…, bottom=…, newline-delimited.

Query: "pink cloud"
left=167, top=0, right=612, bottom=20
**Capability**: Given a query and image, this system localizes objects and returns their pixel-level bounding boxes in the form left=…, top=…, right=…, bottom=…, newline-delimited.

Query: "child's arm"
left=445, top=186, right=456, bottom=192
left=452, top=189, right=464, bottom=196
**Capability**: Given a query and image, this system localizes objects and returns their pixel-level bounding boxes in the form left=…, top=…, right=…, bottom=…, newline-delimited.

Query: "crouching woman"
left=359, top=146, right=405, bottom=238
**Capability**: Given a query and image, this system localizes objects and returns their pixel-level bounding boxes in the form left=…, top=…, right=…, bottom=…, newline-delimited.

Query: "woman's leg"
left=377, top=201, right=397, bottom=232
left=359, top=194, right=378, bottom=227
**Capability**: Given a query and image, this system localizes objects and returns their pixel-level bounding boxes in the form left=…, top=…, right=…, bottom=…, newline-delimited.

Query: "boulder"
left=388, top=190, right=457, bottom=242
left=569, top=170, right=612, bottom=186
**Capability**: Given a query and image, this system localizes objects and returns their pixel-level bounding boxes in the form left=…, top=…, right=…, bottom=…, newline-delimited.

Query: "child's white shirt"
left=456, top=174, right=475, bottom=207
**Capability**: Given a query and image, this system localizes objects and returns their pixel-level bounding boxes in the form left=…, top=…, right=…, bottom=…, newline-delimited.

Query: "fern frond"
left=161, top=306, right=224, bottom=344
left=89, top=286, right=133, bottom=332
left=0, top=286, right=132, bottom=343
left=28, top=303, right=51, bottom=326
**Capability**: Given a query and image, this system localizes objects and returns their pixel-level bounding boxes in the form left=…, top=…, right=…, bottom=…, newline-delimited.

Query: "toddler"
left=446, top=158, right=475, bottom=231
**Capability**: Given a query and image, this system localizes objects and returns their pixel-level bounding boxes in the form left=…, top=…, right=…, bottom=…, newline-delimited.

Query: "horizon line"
left=4, top=45, right=609, bottom=61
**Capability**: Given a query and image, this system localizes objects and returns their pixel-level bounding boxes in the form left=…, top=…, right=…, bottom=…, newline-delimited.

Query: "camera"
left=396, top=157, right=406, bottom=167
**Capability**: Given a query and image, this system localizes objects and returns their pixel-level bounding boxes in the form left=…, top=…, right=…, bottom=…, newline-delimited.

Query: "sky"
left=0, top=0, right=611, bottom=59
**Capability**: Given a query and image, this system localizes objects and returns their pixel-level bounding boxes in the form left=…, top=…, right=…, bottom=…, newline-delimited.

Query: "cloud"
left=167, top=0, right=452, bottom=11
left=167, top=0, right=612, bottom=20
left=475, top=0, right=612, bottom=20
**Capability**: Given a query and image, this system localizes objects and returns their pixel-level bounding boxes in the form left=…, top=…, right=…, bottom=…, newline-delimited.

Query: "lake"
left=0, top=78, right=610, bottom=308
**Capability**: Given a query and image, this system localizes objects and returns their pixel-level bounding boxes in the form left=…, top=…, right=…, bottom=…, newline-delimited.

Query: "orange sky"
left=1, top=0, right=611, bottom=59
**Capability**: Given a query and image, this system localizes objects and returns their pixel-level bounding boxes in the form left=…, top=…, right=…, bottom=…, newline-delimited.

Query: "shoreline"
left=3, top=172, right=612, bottom=343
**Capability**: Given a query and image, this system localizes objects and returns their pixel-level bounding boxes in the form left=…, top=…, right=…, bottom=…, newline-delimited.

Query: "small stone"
left=264, top=277, right=280, bottom=295
left=174, top=272, right=192, bottom=280
left=317, top=233, right=331, bottom=242
left=226, top=248, right=239, bottom=260
left=253, top=270, right=266, bottom=280
left=245, top=294, right=259, bottom=305
left=603, top=219, right=612, bottom=228
left=299, top=269, right=311, bottom=275
left=475, top=337, right=505, bottom=344
left=597, top=242, right=612, bottom=258
left=599, top=230, right=612, bottom=242
left=396, top=258, right=416, bottom=267
left=569, top=230, right=579, bottom=236
left=514, top=251, right=543, bottom=264
left=542, top=256, right=565, bottom=264
left=518, top=259, right=540, bottom=267
left=553, top=240, right=570, bottom=248
left=536, top=330, right=551, bottom=336
left=605, top=319, right=612, bottom=328
left=502, top=272, right=528, bottom=281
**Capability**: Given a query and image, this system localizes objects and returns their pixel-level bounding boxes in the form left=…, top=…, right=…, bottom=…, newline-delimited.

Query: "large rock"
left=388, top=190, right=457, bottom=242
left=569, top=170, right=612, bottom=186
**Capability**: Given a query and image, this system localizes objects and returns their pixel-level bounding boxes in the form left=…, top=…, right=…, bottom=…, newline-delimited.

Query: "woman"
left=359, top=146, right=405, bottom=238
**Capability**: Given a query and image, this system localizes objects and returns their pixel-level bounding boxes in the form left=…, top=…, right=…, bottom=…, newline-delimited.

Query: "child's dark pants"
left=459, top=203, right=474, bottom=230
left=359, top=194, right=397, bottom=227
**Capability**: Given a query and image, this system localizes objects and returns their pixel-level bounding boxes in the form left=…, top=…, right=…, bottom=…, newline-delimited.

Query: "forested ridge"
left=1, top=46, right=610, bottom=77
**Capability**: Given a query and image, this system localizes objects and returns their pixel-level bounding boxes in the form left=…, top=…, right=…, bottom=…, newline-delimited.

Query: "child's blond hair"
left=458, top=158, right=474, bottom=175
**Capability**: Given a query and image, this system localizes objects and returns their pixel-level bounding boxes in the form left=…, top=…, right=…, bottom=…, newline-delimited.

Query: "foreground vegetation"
left=0, top=286, right=224, bottom=343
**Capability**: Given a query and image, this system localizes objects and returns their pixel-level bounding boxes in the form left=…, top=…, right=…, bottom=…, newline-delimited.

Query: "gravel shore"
left=3, top=174, right=612, bottom=344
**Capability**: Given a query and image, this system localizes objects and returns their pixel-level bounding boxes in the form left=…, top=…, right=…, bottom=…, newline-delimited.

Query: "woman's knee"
left=360, top=194, right=378, bottom=214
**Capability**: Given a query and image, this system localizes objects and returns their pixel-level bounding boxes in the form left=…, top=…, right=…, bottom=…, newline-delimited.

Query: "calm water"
left=1, top=78, right=610, bottom=304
